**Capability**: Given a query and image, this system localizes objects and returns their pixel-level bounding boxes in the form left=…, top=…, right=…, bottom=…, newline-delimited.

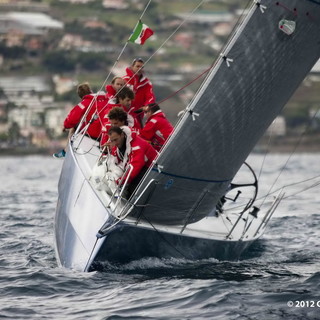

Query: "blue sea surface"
left=0, top=154, right=319, bottom=320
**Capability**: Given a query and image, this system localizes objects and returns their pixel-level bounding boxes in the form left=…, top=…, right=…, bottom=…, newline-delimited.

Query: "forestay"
left=129, top=0, right=320, bottom=225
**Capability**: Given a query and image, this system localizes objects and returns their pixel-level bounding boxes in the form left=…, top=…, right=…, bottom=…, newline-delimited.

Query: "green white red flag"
left=129, top=20, right=154, bottom=45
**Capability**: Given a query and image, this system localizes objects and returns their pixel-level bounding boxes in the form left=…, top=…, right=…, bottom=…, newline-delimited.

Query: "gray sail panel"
left=131, top=0, right=320, bottom=226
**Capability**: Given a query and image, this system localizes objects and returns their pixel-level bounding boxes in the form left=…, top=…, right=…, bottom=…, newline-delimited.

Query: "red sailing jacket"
left=111, top=128, right=158, bottom=184
left=63, top=93, right=108, bottom=139
left=139, top=110, right=174, bottom=151
left=123, top=67, right=155, bottom=112
left=100, top=100, right=141, bottom=146
left=105, top=85, right=116, bottom=101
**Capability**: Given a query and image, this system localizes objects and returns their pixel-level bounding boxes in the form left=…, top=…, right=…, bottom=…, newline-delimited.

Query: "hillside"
left=0, top=0, right=319, bottom=153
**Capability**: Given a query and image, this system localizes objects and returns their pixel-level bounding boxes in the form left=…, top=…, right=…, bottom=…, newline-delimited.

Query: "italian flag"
left=129, top=20, right=154, bottom=45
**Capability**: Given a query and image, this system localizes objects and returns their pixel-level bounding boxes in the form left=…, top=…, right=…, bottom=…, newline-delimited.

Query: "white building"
left=2, top=12, right=63, bottom=31
left=45, top=104, right=71, bottom=137
left=0, top=76, right=51, bottom=96
left=0, top=75, right=68, bottom=139
left=176, top=11, right=234, bottom=24
left=102, top=0, right=128, bottom=9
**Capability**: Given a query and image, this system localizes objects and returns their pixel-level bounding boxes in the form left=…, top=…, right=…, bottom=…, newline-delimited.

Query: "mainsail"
left=130, top=0, right=320, bottom=225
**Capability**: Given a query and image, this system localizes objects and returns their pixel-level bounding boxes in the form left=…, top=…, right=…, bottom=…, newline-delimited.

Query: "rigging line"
left=257, top=124, right=274, bottom=182
left=220, top=0, right=255, bottom=54
left=102, top=0, right=207, bottom=110
left=138, top=212, right=190, bottom=260
left=73, top=94, right=100, bottom=138
left=74, top=128, right=101, bottom=155
left=143, top=0, right=206, bottom=66
left=223, top=175, right=320, bottom=213
left=74, top=0, right=153, bottom=140
left=220, top=214, right=232, bottom=238
left=84, top=237, right=99, bottom=272
left=257, top=177, right=320, bottom=201
left=147, top=0, right=255, bottom=155
left=282, top=181, right=320, bottom=200
left=97, top=0, right=153, bottom=94
left=158, top=0, right=253, bottom=105
left=226, top=179, right=320, bottom=216
left=158, top=65, right=214, bottom=104
left=276, top=1, right=298, bottom=15
left=267, top=174, right=320, bottom=194
left=94, top=0, right=155, bottom=116
left=258, top=106, right=320, bottom=208
left=85, top=1, right=251, bottom=132
left=253, top=181, right=320, bottom=206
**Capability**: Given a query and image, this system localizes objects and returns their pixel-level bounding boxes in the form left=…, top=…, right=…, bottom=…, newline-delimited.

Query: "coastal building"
left=102, top=0, right=128, bottom=9
left=52, top=75, right=77, bottom=96
left=0, top=12, right=63, bottom=38
left=0, top=76, right=51, bottom=96
left=45, top=104, right=71, bottom=137
left=176, top=11, right=234, bottom=24
left=0, top=76, right=68, bottom=143
left=0, top=1, right=50, bottom=12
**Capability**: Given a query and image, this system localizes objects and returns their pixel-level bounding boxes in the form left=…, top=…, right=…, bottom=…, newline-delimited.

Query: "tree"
left=43, top=51, right=76, bottom=72
left=0, top=42, right=26, bottom=59
left=8, top=122, right=21, bottom=145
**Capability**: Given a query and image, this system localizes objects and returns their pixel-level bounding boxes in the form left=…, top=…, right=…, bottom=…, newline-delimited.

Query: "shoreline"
left=0, top=144, right=319, bottom=157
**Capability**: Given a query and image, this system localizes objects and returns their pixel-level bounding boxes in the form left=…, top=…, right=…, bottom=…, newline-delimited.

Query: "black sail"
left=130, top=0, right=320, bottom=225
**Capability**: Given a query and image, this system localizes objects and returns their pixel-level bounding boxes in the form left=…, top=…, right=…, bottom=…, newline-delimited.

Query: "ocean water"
left=0, top=154, right=319, bottom=320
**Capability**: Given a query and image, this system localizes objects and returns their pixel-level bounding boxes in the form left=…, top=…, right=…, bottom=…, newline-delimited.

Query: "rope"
left=158, top=0, right=253, bottom=105
left=259, top=174, right=320, bottom=201
left=74, top=0, right=153, bottom=141
left=75, top=0, right=252, bottom=140
left=282, top=180, right=320, bottom=200
left=257, top=124, right=274, bottom=182
left=221, top=173, right=320, bottom=215
left=158, top=64, right=214, bottom=104
left=97, top=0, right=153, bottom=94
left=138, top=211, right=190, bottom=259
left=84, top=237, right=99, bottom=272
left=142, top=0, right=206, bottom=68
left=95, top=0, right=208, bottom=113
left=276, top=1, right=298, bottom=15
left=258, top=106, right=320, bottom=208
left=75, top=0, right=209, bottom=154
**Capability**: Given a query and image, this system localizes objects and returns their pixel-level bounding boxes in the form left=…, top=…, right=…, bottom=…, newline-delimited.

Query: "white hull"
left=54, top=136, right=278, bottom=272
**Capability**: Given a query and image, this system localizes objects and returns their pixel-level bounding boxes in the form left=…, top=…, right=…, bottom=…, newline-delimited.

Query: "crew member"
left=139, top=103, right=174, bottom=151
left=123, top=58, right=155, bottom=124
left=108, top=126, right=158, bottom=197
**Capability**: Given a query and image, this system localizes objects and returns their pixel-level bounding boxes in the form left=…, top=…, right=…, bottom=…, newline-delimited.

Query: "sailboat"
left=54, top=0, right=320, bottom=271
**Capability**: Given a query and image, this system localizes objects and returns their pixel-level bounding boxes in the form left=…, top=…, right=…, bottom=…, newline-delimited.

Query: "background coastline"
left=1, top=134, right=318, bottom=156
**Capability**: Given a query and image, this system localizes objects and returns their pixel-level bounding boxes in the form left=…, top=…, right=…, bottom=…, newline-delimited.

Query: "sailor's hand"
left=142, top=105, right=149, bottom=112
left=105, top=142, right=112, bottom=150
left=101, top=143, right=111, bottom=154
